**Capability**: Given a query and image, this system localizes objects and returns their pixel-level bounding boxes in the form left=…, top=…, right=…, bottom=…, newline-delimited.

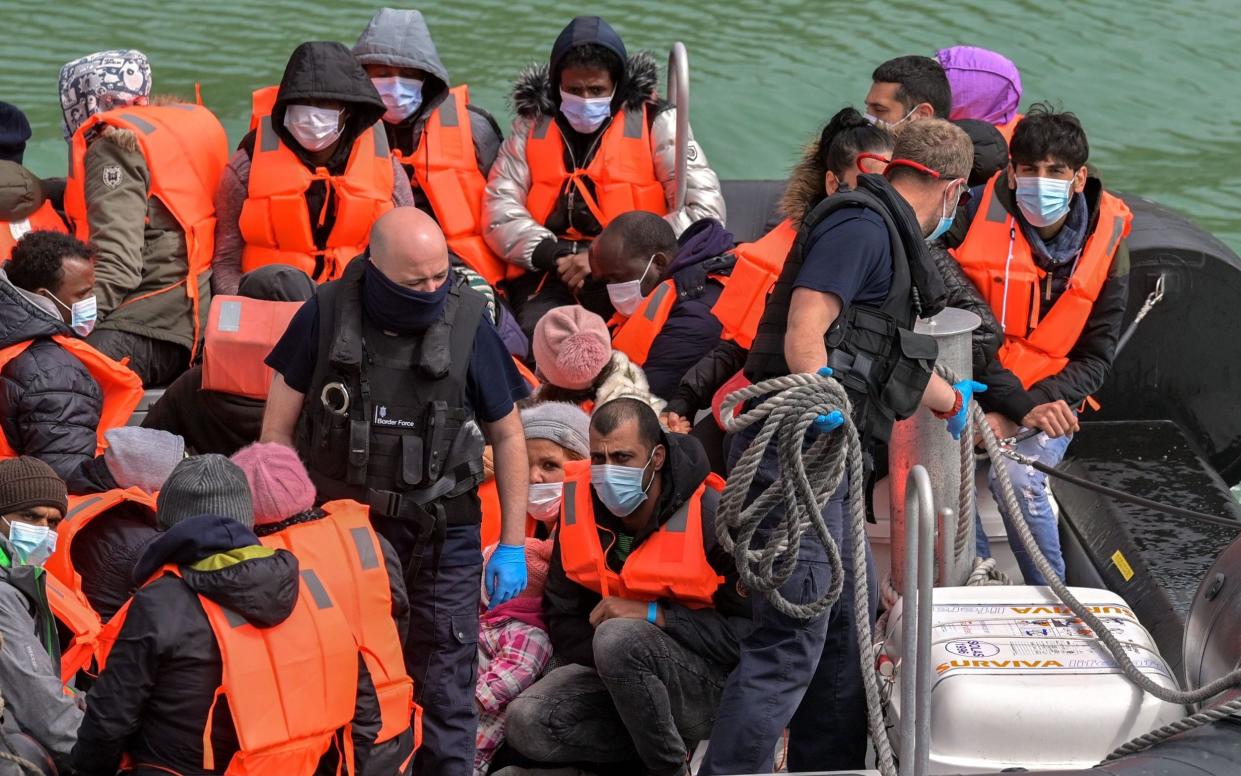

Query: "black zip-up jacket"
left=942, top=171, right=1130, bottom=422
left=71, top=515, right=381, bottom=776
left=543, top=432, right=751, bottom=669
left=0, top=271, right=116, bottom=493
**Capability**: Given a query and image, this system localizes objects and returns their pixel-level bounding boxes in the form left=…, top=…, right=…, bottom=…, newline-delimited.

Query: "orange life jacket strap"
left=201, top=684, right=225, bottom=771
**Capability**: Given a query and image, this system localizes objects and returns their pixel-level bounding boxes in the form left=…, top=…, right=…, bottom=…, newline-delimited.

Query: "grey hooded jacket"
left=0, top=536, right=84, bottom=771
left=352, top=9, right=504, bottom=195
left=483, top=51, right=725, bottom=271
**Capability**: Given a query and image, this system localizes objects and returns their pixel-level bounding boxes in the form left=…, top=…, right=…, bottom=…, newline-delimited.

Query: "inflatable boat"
left=714, top=180, right=1241, bottom=776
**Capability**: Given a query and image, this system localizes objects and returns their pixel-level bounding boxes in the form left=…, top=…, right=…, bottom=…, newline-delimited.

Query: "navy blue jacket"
left=643, top=219, right=735, bottom=400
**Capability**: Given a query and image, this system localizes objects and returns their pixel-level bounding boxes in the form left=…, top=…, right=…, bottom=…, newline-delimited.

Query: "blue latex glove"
left=946, top=380, right=988, bottom=440
left=817, top=366, right=834, bottom=378
left=485, top=543, right=528, bottom=606
left=813, top=410, right=845, bottom=434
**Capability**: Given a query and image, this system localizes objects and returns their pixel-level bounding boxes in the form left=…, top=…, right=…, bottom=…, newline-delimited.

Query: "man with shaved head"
left=589, top=211, right=736, bottom=400
left=262, top=207, right=531, bottom=775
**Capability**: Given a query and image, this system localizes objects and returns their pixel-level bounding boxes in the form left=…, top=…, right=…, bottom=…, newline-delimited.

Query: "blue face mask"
left=591, top=448, right=659, bottom=517
left=372, top=76, right=424, bottom=124
left=559, top=89, right=613, bottom=134
left=927, top=183, right=960, bottom=241
left=1015, top=176, right=1075, bottom=228
left=362, top=259, right=450, bottom=334
left=3, top=518, right=56, bottom=567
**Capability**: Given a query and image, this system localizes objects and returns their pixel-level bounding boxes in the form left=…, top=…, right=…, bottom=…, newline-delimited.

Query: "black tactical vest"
left=745, top=176, right=942, bottom=444
left=296, top=259, right=488, bottom=528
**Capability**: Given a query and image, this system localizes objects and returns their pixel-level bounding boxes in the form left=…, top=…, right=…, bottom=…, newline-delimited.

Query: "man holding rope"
left=700, top=118, right=983, bottom=774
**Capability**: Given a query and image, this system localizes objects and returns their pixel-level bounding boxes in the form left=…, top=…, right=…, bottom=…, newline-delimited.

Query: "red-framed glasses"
left=855, top=152, right=891, bottom=173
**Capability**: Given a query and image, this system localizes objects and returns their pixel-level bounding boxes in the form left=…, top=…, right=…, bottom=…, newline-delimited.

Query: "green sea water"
left=2, top=0, right=1239, bottom=251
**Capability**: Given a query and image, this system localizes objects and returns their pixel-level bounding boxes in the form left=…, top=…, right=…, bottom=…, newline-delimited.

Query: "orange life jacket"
left=479, top=479, right=539, bottom=550
left=258, top=500, right=416, bottom=746
left=997, top=113, right=1024, bottom=144
left=46, top=488, right=157, bottom=613
left=525, top=107, right=667, bottom=240
left=65, top=103, right=229, bottom=354
left=239, top=86, right=395, bottom=283
left=610, top=266, right=731, bottom=367
left=512, top=355, right=540, bottom=392
left=710, top=218, right=798, bottom=349
left=0, top=335, right=143, bottom=458
left=557, top=460, right=723, bottom=608
left=398, top=85, right=517, bottom=286
left=201, top=295, right=303, bottom=399
left=44, top=573, right=104, bottom=685
left=951, top=173, right=1132, bottom=388
left=1, top=201, right=68, bottom=262
left=102, top=562, right=360, bottom=775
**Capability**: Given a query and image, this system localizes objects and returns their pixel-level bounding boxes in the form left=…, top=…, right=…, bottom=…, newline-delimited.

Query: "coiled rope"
left=939, top=365, right=1241, bottom=762
left=717, top=370, right=893, bottom=775
left=717, top=366, right=1241, bottom=774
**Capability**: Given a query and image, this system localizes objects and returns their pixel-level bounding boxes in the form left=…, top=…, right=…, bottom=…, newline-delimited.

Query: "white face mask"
left=606, top=253, right=657, bottom=317
left=3, top=517, right=57, bottom=567
left=283, top=104, right=344, bottom=152
left=527, top=481, right=564, bottom=524
left=44, top=290, right=97, bottom=337
left=372, top=76, right=424, bottom=123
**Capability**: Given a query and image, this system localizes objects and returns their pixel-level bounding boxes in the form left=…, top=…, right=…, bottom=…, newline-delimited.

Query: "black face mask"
left=362, top=259, right=449, bottom=334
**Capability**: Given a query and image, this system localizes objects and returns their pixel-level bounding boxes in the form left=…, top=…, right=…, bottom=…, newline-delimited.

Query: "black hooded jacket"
left=0, top=271, right=116, bottom=493
left=239, top=41, right=387, bottom=252
left=543, top=432, right=751, bottom=669
left=943, top=170, right=1130, bottom=421
left=71, top=515, right=381, bottom=776
left=144, top=265, right=317, bottom=455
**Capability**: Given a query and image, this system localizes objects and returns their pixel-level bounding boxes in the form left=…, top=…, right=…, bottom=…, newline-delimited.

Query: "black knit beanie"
left=0, top=457, right=69, bottom=516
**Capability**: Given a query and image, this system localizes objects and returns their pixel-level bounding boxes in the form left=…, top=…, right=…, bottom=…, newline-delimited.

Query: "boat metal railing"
left=900, top=465, right=936, bottom=776
left=667, top=42, right=690, bottom=211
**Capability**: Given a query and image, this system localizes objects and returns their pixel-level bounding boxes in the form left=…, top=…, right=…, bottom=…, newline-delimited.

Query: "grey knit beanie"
left=156, top=454, right=254, bottom=530
left=521, top=401, right=591, bottom=459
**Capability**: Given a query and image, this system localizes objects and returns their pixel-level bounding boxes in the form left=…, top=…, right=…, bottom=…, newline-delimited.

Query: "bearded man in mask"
left=210, top=41, right=415, bottom=296
left=261, top=206, right=531, bottom=776
left=505, top=397, right=750, bottom=776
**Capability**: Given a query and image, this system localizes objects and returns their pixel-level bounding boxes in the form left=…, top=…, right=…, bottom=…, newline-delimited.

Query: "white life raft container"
left=883, top=585, right=1185, bottom=773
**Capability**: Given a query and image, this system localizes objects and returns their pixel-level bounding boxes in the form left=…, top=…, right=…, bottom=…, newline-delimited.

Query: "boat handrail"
left=900, top=464, right=935, bottom=776
left=667, top=42, right=690, bottom=212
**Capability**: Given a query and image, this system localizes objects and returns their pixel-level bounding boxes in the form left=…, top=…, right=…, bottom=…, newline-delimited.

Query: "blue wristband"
left=647, top=601, right=658, bottom=624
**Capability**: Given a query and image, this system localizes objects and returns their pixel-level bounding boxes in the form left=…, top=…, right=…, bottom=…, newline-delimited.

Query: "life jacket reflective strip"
left=44, top=572, right=103, bottom=685
left=65, top=103, right=229, bottom=356
left=200, top=295, right=303, bottom=399
left=997, top=113, right=1024, bottom=144
left=102, top=562, right=360, bottom=775
left=524, top=107, right=667, bottom=240
left=479, top=479, right=540, bottom=550
left=557, top=460, right=723, bottom=608
left=239, top=86, right=395, bottom=284
left=46, top=488, right=157, bottom=610
left=1, top=201, right=69, bottom=262
left=711, top=219, right=798, bottom=349
left=951, top=173, right=1132, bottom=389
left=257, top=500, right=414, bottom=746
left=0, top=335, right=143, bottom=458
left=404, top=85, right=516, bottom=286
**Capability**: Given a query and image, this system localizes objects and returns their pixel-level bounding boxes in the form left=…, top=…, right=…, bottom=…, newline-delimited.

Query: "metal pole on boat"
left=667, top=42, right=690, bottom=212
left=901, top=464, right=936, bottom=776
left=889, top=307, right=981, bottom=589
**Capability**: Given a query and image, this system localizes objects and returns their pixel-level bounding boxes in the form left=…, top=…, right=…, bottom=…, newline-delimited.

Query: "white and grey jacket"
left=483, top=52, right=725, bottom=271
